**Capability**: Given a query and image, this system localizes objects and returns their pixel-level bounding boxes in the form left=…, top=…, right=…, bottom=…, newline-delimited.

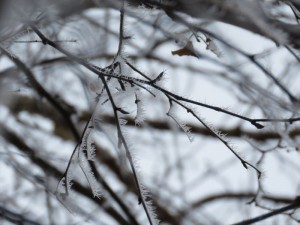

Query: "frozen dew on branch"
left=56, top=166, right=81, bottom=214
left=167, top=105, right=194, bottom=142
left=56, top=152, right=79, bottom=202
left=56, top=178, right=77, bottom=213
left=79, top=124, right=97, bottom=162
left=134, top=91, right=146, bottom=126
left=141, top=186, right=161, bottom=225
left=78, top=149, right=102, bottom=198
left=3, top=1, right=298, bottom=224
left=122, top=137, right=160, bottom=225
left=86, top=130, right=97, bottom=161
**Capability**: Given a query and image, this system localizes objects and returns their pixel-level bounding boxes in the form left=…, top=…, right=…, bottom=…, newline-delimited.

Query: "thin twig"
left=230, top=197, right=300, bottom=225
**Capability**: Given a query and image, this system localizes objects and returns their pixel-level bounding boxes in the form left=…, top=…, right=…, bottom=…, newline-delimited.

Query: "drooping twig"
left=169, top=97, right=261, bottom=178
